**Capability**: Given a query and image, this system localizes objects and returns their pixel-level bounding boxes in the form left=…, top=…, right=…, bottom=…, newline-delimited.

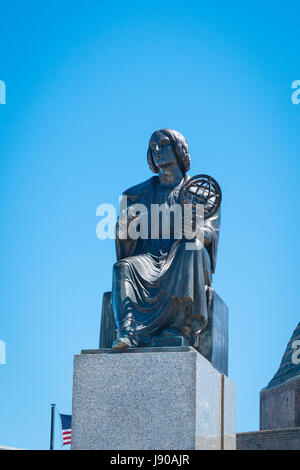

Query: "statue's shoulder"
left=123, top=176, right=158, bottom=199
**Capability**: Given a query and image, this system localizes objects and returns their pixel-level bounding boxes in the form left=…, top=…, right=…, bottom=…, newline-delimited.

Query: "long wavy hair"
left=147, top=129, right=191, bottom=175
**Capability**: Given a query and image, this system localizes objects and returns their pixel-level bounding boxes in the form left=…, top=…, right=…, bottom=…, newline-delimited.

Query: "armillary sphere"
left=180, top=174, right=222, bottom=219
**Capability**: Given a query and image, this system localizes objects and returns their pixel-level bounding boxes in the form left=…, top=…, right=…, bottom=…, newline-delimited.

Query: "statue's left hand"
left=182, top=210, right=212, bottom=246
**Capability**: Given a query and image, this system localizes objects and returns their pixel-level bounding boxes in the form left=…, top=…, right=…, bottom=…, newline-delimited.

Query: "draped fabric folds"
left=113, top=175, right=220, bottom=348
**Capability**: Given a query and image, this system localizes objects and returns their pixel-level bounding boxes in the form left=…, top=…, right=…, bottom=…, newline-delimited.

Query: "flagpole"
left=56, top=406, right=64, bottom=450
left=50, top=403, right=56, bottom=450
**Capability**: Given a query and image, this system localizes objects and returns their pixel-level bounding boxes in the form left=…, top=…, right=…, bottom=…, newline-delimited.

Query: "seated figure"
left=111, top=129, right=221, bottom=349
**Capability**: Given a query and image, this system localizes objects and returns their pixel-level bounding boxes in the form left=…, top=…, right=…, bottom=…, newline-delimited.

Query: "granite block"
left=223, top=375, right=236, bottom=449
left=195, top=352, right=220, bottom=450
left=72, top=347, right=236, bottom=450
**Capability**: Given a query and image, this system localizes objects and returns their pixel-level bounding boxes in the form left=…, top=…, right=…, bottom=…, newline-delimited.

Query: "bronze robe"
left=112, top=175, right=220, bottom=348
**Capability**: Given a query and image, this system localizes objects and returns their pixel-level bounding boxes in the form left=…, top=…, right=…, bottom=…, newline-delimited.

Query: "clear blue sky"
left=0, top=0, right=299, bottom=449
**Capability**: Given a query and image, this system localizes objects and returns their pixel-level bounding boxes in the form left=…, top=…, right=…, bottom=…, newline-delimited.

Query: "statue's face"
left=150, top=132, right=177, bottom=169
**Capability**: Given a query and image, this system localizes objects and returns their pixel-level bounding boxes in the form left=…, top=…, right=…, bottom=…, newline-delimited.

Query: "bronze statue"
left=111, top=129, right=221, bottom=349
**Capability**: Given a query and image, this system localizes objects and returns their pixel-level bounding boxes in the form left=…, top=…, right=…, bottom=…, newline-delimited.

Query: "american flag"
left=59, top=413, right=72, bottom=446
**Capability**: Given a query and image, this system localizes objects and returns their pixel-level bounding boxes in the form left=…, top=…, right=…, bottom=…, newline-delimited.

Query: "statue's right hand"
left=118, top=205, right=145, bottom=237
left=119, top=206, right=140, bottom=225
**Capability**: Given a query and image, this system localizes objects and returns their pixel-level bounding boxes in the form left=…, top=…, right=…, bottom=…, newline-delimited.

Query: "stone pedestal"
left=71, top=347, right=236, bottom=450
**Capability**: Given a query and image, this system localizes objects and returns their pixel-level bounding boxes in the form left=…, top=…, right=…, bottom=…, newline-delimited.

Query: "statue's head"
left=147, top=129, right=191, bottom=175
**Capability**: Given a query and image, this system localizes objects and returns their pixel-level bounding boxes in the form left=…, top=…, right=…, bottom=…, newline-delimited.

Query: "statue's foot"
left=112, top=336, right=133, bottom=349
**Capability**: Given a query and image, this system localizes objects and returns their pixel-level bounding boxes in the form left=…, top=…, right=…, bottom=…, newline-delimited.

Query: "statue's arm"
left=202, top=224, right=215, bottom=247
left=115, top=202, right=139, bottom=260
left=115, top=222, right=137, bottom=260
left=115, top=177, right=154, bottom=260
left=202, top=209, right=221, bottom=273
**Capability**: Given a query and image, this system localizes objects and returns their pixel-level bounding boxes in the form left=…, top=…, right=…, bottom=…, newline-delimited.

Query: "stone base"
left=72, top=347, right=236, bottom=450
left=237, top=428, right=300, bottom=450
